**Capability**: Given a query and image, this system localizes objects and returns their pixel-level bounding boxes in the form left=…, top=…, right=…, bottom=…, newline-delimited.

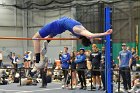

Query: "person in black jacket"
left=90, top=44, right=102, bottom=90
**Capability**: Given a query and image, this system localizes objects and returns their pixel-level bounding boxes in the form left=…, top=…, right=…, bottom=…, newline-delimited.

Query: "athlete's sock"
left=47, top=40, right=50, bottom=43
left=35, top=53, right=40, bottom=63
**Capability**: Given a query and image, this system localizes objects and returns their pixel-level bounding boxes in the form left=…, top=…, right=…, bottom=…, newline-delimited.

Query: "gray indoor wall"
left=0, top=0, right=77, bottom=63
left=0, top=0, right=23, bottom=59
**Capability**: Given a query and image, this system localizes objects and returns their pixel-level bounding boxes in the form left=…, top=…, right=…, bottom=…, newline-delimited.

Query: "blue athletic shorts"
left=39, top=17, right=82, bottom=38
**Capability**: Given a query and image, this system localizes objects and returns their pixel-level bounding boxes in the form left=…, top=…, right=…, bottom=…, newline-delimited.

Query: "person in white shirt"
left=9, top=53, right=19, bottom=73
left=27, top=51, right=32, bottom=68
left=25, top=51, right=32, bottom=77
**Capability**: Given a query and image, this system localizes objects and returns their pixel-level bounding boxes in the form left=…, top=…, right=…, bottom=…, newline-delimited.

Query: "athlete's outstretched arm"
left=73, top=25, right=112, bottom=39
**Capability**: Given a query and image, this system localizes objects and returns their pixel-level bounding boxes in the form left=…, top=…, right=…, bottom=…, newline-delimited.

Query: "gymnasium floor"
left=0, top=82, right=106, bottom=93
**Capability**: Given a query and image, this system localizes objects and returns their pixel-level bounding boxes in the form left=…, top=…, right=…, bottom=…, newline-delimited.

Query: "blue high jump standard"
left=104, top=6, right=113, bottom=93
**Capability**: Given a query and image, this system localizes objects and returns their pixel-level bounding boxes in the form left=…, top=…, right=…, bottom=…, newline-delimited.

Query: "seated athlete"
left=32, top=16, right=112, bottom=72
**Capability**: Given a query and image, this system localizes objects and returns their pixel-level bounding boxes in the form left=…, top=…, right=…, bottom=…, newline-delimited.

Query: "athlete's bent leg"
left=32, top=32, right=42, bottom=72
left=32, top=34, right=52, bottom=72
left=33, top=32, right=42, bottom=63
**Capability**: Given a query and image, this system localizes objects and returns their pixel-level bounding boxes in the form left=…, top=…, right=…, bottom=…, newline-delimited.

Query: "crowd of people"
left=0, top=43, right=140, bottom=92
left=0, top=50, right=52, bottom=88
left=54, top=43, right=140, bottom=92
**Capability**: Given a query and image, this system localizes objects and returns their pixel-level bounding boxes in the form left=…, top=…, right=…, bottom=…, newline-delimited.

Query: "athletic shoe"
left=91, top=86, right=96, bottom=90
left=83, top=86, right=87, bottom=90
left=31, top=63, right=39, bottom=72
left=101, top=88, right=105, bottom=91
left=98, top=86, right=102, bottom=90
left=72, top=85, right=76, bottom=89
left=40, top=86, right=46, bottom=88
left=79, top=87, right=83, bottom=89
left=62, top=85, right=65, bottom=89
left=31, top=60, right=47, bottom=72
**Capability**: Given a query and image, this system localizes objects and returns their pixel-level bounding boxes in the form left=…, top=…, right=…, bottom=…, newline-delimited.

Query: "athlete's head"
left=79, top=36, right=91, bottom=47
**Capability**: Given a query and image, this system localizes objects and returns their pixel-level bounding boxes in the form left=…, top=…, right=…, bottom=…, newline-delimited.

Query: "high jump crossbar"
left=0, top=36, right=102, bottom=41
left=0, top=37, right=79, bottom=40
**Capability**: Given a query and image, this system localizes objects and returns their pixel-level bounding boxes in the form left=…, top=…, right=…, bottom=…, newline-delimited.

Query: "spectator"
left=131, top=73, right=140, bottom=87
left=75, top=48, right=87, bottom=90
left=53, top=59, right=62, bottom=81
left=86, top=50, right=92, bottom=70
left=59, top=51, right=63, bottom=60
left=32, top=55, right=36, bottom=68
left=89, top=44, right=102, bottom=90
left=9, top=53, right=19, bottom=74
left=0, top=51, right=3, bottom=68
left=26, top=51, right=32, bottom=68
left=127, top=46, right=131, bottom=51
left=40, top=67, right=47, bottom=88
left=8, top=74, right=14, bottom=83
left=118, top=43, right=132, bottom=91
left=23, top=51, right=28, bottom=77
left=70, top=51, right=77, bottom=89
left=100, top=46, right=106, bottom=90
left=0, top=65, right=8, bottom=85
left=131, top=48, right=137, bottom=71
left=21, top=77, right=33, bottom=86
left=128, top=73, right=140, bottom=92
left=23, top=51, right=28, bottom=68
left=61, top=47, right=70, bottom=88
left=26, top=51, right=32, bottom=77
left=135, top=55, right=139, bottom=62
